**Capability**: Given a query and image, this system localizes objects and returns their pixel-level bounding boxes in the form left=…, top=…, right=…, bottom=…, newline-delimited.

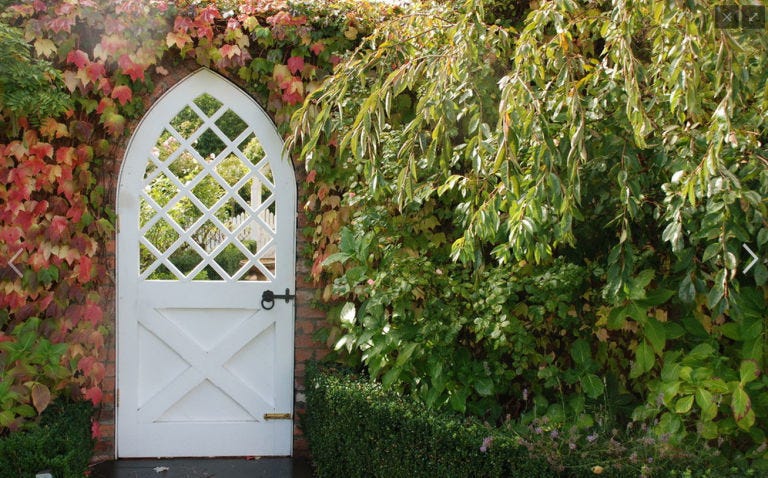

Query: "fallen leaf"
left=153, top=466, right=169, bottom=473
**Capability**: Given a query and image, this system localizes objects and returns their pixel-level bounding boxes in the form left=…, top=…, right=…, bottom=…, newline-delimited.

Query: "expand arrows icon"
left=743, top=244, right=760, bottom=274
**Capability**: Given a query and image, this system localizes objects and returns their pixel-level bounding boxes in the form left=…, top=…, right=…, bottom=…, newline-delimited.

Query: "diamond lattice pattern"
left=139, top=94, right=277, bottom=281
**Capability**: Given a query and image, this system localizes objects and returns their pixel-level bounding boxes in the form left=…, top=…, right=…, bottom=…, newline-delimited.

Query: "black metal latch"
left=261, top=288, right=296, bottom=310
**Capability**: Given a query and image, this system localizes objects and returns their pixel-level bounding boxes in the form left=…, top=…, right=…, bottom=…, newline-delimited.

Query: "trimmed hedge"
left=0, top=400, right=95, bottom=478
left=304, top=364, right=551, bottom=478
left=304, top=365, right=761, bottom=478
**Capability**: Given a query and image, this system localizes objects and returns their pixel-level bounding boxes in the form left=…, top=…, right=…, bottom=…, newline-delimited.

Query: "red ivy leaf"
left=166, top=31, right=191, bottom=49
left=220, top=44, right=241, bottom=59
left=111, top=85, right=133, bottom=106
left=226, top=17, right=240, bottom=31
left=97, top=97, right=115, bottom=114
left=199, top=4, right=220, bottom=23
left=40, top=118, right=70, bottom=139
left=282, top=77, right=304, bottom=105
left=117, top=54, right=145, bottom=81
left=58, top=180, right=76, bottom=201
left=66, top=49, right=90, bottom=69
left=173, top=16, right=194, bottom=33
left=0, top=227, right=22, bottom=246
left=84, top=386, right=103, bottom=406
left=85, top=62, right=106, bottom=82
left=47, top=16, right=75, bottom=34
left=82, top=301, right=102, bottom=324
left=78, top=255, right=93, bottom=283
left=287, top=56, right=304, bottom=75
left=273, top=64, right=291, bottom=88
left=102, top=111, right=126, bottom=137
left=28, top=142, right=54, bottom=159
left=78, top=355, right=96, bottom=376
left=48, top=215, right=68, bottom=241
left=56, top=146, right=74, bottom=165
left=91, top=420, right=101, bottom=439
left=310, top=42, right=325, bottom=55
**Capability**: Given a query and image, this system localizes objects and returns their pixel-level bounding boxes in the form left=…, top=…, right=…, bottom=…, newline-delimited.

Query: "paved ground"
left=88, top=457, right=314, bottom=478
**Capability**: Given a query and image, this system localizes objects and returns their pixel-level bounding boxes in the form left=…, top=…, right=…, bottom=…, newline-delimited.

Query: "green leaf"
left=474, top=377, right=494, bottom=397
left=732, top=385, right=754, bottom=430
left=675, top=394, right=694, bottom=414
left=678, top=273, right=696, bottom=304
left=739, top=359, right=760, bottom=385
left=570, top=339, right=592, bottom=366
left=695, top=388, right=717, bottom=421
left=580, top=374, right=604, bottom=399
left=644, top=317, right=666, bottom=355
left=702, top=242, right=720, bottom=262
left=395, top=342, right=418, bottom=367
left=706, top=269, right=726, bottom=309
left=340, top=302, right=356, bottom=326
left=683, top=343, right=715, bottom=363
left=630, top=340, right=655, bottom=378
left=699, top=420, right=719, bottom=439
left=382, top=366, right=402, bottom=388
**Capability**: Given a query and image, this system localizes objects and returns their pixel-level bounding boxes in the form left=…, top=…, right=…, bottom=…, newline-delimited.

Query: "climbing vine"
left=0, top=0, right=399, bottom=434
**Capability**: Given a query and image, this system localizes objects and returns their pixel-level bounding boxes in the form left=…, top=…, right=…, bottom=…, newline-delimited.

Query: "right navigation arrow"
left=743, top=244, right=760, bottom=274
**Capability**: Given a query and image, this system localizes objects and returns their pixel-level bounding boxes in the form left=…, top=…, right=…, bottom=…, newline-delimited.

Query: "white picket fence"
left=203, top=210, right=275, bottom=256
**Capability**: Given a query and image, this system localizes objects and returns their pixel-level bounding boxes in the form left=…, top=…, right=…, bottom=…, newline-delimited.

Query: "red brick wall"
left=91, top=63, right=328, bottom=461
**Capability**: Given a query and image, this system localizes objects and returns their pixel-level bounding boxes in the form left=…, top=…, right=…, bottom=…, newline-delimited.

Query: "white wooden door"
left=116, top=69, right=296, bottom=457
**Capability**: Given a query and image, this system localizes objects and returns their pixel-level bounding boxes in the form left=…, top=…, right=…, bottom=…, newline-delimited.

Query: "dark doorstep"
left=88, top=457, right=314, bottom=478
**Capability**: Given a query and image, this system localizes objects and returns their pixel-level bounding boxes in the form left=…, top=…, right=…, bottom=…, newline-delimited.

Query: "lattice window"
left=138, top=93, right=277, bottom=282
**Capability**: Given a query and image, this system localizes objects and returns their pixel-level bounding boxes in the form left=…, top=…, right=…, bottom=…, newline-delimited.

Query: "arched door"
left=116, top=69, right=296, bottom=457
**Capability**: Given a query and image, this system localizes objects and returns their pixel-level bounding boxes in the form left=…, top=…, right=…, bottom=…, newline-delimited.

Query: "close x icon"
left=715, top=5, right=765, bottom=29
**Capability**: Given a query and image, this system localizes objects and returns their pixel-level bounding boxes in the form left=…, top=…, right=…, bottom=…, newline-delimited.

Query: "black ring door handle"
left=261, top=288, right=296, bottom=310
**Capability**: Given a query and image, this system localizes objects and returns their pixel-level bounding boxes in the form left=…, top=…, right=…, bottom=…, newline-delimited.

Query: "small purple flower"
left=569, top=442, right=577, bottom=450
left=534, top=426, right=543, bottom=435
left=587, top=433, right=598, bottom=443
left=480, top=436, right=493, bottom=453
left=550, top=429, right=559, bottom=439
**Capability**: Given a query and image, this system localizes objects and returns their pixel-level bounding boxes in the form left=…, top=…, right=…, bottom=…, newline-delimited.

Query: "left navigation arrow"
left=9, top=249, right=22, bottom=278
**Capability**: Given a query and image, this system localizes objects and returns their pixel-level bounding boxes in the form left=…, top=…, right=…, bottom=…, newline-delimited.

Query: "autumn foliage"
left=0, top=0, right=396, bottom=434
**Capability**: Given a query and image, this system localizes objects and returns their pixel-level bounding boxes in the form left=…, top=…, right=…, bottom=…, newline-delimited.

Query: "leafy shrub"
left=0, top=399, right=94, bottom=478
left=290, top=0, right=768, bottom=461
left=304, top=364, right=549, bottom=478
left=304, top=365, right=762, bottom=477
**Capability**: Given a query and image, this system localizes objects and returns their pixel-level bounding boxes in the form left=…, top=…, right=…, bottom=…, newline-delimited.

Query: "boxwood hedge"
left=304, top=364, right=552, bottom=478
left=0, top=400, right=94, bottom=478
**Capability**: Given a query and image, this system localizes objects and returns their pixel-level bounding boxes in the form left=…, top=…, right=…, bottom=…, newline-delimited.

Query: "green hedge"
left=304, top=364, right=552, bottom=478
left=0, top=400, right=95, bottom=478
left=304, top=365, right=760, bottom=478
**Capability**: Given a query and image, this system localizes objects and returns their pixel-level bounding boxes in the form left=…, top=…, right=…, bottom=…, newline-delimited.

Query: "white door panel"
left=117, top=69, right=295, bottom=457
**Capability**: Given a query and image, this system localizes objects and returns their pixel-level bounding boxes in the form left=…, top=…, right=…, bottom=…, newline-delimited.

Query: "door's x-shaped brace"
left=136, top=308, right=275, bottom=423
